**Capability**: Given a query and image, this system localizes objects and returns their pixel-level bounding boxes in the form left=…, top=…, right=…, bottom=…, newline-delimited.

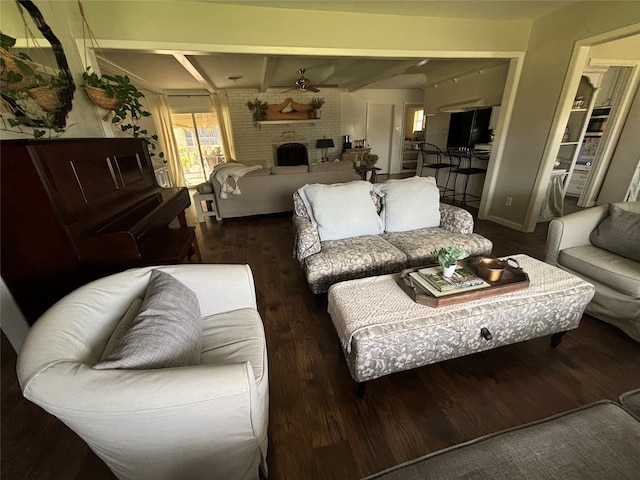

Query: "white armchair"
left=17, top=264, right=269, bottom=480
left=546, top=203, right=640, bottom=342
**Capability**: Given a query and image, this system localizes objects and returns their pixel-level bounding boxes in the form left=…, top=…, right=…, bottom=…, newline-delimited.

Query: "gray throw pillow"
left=94, top=270, right=202, bottom=370
left=590, top=203, right=640, bottom=262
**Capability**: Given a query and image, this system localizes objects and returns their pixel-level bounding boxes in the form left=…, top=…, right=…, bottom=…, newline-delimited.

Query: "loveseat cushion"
left=590, top=202, right=640, bottom=262
left=94, top=270, right=203, bottom=370
left=271, top=165, right=308, bottom=175
left=308, top=160, right=355, bottom=173
left=383, top=228, right=494, bottom=268
left=244, top=167, right=272, bottom=177
left=299, top=181, right=383, bottom=241
left=373, top=176, right=440, bottom=232
left=559, top=245, right=640, bottom=297
left=304, top=235, right=407, bottom=294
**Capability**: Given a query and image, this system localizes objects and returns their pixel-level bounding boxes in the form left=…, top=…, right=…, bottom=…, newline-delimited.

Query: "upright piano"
left=1, top=138, right=199, bottom=324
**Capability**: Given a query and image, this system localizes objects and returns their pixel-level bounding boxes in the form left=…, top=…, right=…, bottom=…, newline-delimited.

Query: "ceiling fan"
left=276, top=68, right=338, bottom=93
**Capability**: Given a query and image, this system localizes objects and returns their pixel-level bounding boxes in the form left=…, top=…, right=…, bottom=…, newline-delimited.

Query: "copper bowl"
left=477, top=258, right=506, bottom=282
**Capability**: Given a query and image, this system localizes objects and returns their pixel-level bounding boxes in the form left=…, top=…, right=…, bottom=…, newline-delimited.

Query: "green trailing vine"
left=82, top=67, right=164, bottom=161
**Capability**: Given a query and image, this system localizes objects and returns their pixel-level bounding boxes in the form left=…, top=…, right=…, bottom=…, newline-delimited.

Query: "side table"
left=355, top=166, right=381, bottom=183
left=193, top=192, right=219, bottom=222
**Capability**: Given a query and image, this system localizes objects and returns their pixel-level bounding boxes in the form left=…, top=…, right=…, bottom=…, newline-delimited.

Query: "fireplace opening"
left=276, top=143, right=308, bottom=166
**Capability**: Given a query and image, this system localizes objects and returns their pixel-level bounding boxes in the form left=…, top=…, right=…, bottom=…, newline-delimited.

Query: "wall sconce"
left=315, top=138, right=334, bottom=162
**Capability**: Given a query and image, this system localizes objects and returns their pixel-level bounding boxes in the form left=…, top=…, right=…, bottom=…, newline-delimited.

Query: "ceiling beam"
left=318, top=58, right=360, bottom=84
left=260, top=56, right=276, bottom=93
left=172, top=54, right=216, bottom=93
left=345, top=59, right=423, bottom=92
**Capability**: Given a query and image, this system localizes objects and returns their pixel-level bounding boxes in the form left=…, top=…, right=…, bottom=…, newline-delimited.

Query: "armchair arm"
left=546, top=205, right=609, bottom=266
left=20, top=361, right=267, bottom=480
left=439, top=203, right=474, bottom=234
left=292, top=214, right=321, bottom=263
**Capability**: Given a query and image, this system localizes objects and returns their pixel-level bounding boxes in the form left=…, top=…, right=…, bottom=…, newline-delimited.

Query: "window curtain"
left=210, top=92, right=236, bottom=162
left=148, top=93, right=186, bottom=187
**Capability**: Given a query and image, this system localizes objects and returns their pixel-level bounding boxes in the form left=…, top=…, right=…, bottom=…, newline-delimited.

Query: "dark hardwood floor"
left=2, top=201, right=639, bottom=480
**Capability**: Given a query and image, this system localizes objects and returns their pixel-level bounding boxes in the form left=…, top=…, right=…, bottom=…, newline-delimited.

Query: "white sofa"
left=546, top=201, right=640, bottom=342
left=17, top=264, right=269, bottom=480
left=293, top=177, right=493, bottom=295
left=210, top=161, right=359, bottom=219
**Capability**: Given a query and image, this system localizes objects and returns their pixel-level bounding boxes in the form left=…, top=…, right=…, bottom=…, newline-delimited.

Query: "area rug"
left=363, top=399, right=640, bottom=479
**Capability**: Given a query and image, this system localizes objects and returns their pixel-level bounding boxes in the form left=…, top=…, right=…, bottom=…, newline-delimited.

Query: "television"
left=447, top=108, right=492, bottom=149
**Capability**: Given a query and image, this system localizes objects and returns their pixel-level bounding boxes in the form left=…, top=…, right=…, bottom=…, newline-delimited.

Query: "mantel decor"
left=265, top=97, right=312, bottom=121
left=246, top=98, right=268, bottom=128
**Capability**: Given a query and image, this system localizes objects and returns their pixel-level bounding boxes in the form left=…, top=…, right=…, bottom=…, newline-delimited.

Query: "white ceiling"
left=95, top=1, right=576, bottom=94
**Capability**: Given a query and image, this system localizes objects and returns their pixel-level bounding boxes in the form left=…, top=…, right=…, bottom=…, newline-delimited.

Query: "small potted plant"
left=434, top=246, right=469, bottom=277
left=309, top=96, right=324, bottom=118
left=362, top=153, right=379, bottom=168
left=245, top=98, right=268, bottom=128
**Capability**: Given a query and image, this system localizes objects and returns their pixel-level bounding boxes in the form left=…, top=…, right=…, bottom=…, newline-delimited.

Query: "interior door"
left=366, top=103, right=394, bottom=174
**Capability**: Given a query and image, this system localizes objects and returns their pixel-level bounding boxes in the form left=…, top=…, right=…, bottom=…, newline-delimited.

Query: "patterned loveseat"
left=293, top=177, right=493, bottom=295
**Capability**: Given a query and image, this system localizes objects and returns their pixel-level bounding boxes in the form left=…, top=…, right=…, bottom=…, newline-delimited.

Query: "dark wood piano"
left=1, top=137, right=200, bottom=324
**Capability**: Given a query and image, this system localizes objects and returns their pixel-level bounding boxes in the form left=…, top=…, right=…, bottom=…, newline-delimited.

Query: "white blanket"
left=212, top=163, right=260, bottom=199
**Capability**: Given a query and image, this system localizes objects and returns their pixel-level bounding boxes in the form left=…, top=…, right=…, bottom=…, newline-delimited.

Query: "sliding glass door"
left=171, top=112, right=225, bottom=187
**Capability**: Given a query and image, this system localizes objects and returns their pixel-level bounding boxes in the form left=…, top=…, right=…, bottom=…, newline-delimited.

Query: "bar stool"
left=446, top=147, right=488, bottom=206
left=418, top=143, right=454, bottom=198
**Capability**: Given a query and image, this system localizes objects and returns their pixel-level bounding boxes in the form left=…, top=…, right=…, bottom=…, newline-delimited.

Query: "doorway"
left=170, top=112, right=225, bottom=187
left=568, top=64, right=635, bottom=209
left=366, top=103, right=394, bottom=174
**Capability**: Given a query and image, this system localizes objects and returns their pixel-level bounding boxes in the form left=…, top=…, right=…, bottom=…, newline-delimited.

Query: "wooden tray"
left=397, top=256, right=530, bottom=308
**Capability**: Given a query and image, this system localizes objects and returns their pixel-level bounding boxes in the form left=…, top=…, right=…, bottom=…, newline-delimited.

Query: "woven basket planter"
left=27, top=86, right=63, bottom=113
left=84, top=85, right=121, bottom=110
left=0, top=48, right=39, bottom=93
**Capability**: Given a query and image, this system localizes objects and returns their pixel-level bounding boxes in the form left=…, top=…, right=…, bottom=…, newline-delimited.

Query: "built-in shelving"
left=557, top=76, right=597, bottom=197
left=402, top=141, right=421, bottom=172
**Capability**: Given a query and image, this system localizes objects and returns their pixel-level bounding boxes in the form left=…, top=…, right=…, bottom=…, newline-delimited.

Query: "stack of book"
left=409, top=266, right=491, bottom=297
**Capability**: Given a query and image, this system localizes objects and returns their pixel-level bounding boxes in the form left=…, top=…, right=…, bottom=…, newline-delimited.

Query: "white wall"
left=341, top=89, right=424, bottom=174
left=487, top=5, right=640, bottom=229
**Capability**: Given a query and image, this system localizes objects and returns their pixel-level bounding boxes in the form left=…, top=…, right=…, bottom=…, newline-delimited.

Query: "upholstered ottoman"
left=328, top=254, right=594, bottom=390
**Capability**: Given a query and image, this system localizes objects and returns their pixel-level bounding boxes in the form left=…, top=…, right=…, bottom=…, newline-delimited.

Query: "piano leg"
left=178, top=211, right=187, bottom=227
left=189, top=235, right=202, bottom=263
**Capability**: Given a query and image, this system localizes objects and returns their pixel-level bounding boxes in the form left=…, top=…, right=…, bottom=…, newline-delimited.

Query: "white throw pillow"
left=298, top=181, right=383, bottom=241
left=374, top=176, right=441, bottom=232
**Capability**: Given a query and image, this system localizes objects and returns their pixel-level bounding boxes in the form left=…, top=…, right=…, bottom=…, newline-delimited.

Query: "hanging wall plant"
left=0, top=0, right=75, bottom=138
left=81, top=67, right=163, bottom=161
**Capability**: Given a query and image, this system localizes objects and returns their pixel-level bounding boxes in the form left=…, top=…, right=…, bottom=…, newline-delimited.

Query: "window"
left=171, top=112, right=225, bottom=187
left=413, top=109, right=425, bottom=133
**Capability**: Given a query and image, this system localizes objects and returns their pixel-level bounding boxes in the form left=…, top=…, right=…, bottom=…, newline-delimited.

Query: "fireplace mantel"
left=258, top=120, right=317, bottom=125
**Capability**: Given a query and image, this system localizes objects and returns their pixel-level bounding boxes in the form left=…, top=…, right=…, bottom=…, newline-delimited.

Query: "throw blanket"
left=212, top=163, right=260, bottom=199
